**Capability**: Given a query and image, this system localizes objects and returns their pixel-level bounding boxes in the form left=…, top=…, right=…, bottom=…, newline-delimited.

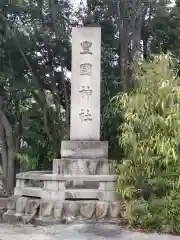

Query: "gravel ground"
left=0, top=224, right=179, bottom=240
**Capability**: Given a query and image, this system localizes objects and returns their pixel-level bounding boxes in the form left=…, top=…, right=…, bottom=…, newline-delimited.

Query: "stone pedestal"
left=53, top=141, right=114, bottom=176
left=52, top=140, right=116, bottom=201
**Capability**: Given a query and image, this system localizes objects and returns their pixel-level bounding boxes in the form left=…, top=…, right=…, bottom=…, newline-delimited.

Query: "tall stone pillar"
left=53, top=27, right=117, bottom=201
left=70, top=27, right=101, bottom=140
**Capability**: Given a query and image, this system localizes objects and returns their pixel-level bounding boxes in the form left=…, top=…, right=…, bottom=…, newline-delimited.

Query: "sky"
left=72, top=0, right=87, bottom=7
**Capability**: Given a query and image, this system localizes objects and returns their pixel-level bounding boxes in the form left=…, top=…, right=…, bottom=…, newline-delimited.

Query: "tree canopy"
left=0, top=0, right=179, bottom=193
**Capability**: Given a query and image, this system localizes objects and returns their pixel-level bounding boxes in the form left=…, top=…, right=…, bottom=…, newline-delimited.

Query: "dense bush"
left=113, top=54, right=180, bottom=233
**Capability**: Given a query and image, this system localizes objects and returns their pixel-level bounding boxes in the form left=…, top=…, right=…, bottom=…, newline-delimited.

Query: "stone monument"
left=3, top=27, right=122, bottom=224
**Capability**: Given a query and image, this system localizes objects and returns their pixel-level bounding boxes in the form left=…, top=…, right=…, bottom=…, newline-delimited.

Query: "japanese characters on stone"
left=79, top=85, right=92, bottom=100
left=79, top=109, right=92, bottom=122
left=80, top=63, right=92, bottom=76
left=80, top=41, right=92, bottom=55
left=79, top=41, right=93, bottom=123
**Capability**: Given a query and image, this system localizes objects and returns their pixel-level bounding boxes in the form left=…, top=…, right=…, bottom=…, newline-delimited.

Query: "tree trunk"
left=0, top=97, right=15, bottom=193
left=6, top=135, right=14, bottom=193
left=0, top=123, right=8, bottom=188
left=1, top=113, right=14, bottom=193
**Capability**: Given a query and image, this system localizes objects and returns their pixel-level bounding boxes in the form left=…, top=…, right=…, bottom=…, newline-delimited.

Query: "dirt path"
left=0, top=223, right=179, bottom=240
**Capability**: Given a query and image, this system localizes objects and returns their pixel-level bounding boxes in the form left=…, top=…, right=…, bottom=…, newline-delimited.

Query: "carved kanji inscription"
left=80, top=63, right=92, bottom=76
left=79, top=85, right=92, bottom=100
left=80, top=41, right=92, bottom=55
left=79, top=109, right=92, bottom=122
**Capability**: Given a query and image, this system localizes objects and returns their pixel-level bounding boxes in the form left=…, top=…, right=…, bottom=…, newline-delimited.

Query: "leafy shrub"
left=113, top=54, right=180, bottom=233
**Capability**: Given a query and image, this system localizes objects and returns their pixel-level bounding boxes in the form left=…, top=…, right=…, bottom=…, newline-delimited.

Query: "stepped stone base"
left=4, top=140, right=121, bottom=225
left=3, top=196, right=125, bottom=225
left=2, top=170, right=122, bottom=224
left=14, top=172, right=118, bottom=201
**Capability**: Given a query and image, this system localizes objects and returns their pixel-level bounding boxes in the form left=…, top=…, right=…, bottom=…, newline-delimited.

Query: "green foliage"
left=0, top=0, right=72, bottom=174
left=1, top=0, right=180, bottom=180
left=19, top=101, right=54, bottom=170
left=103, top=93, right=125, bottom=161
left=114, top=54, right=180, bottom=233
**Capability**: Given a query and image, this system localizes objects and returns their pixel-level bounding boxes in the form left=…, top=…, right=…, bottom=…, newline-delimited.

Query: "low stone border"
left=3, top=196, right=125, bottom=225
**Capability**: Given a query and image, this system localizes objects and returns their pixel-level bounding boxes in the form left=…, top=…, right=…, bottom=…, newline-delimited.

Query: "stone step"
left=14, top=186, right=119, bottom=201
left=64, top=189, right=119, bottom=201
left=3, top=196, right=123, bottom=225
left=16, top=172, right=116, bottom=181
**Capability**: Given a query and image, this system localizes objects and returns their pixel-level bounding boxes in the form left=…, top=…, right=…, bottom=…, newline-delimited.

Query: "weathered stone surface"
left=61, top=141, right=108, bottom=158
left=65, top=192, right=73, bottom=199
left=53, top=201, right=63, bottom=219
left=63, top=201, right=80, bottom=217
left=21, top=214, right=34, bottom=224
left=24, top=179, right=44, bottom=188
left=16, top=171, right=116, bottom=181
left=53, top=158, right=61, bottom=174
left=4, top=199, right=123, bottom=224
left=16, top=171, right=51, bottom=180
left=7, top=196, right=19, bottom=210
left=35, top=217, right=61, bottom=226
left=96, top=202, right=109, bottom=219
left=80, top=202, right=95, bottom=219
left=25, top=199, right=40, bottom=215
left=44, top=181, right=59, bottom=191
left=71, top=159, right=89, bottom=175
left=15, top=179, right=117, bottom=202
left=109, top=202, right=120, bottom=218
left=65, top=180, right=99, bottom=189
left=16, top=179, right=24, bottom=188
left=14, top=187, right=43, bottom=198
left=98, top=190, right=119, bottom=201
left=16, top=197, right=28, bottom=214
left=65, top=190, right=100, bottom=200
left=88, top=161, right=99, bottom=175
left=54, top=158, right=114, bottom=175
left=99, top=182, right=114, bottom=191
left=40, top=201, right=54, bottom=217
left=3, top=210, right=21, bottom=222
